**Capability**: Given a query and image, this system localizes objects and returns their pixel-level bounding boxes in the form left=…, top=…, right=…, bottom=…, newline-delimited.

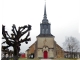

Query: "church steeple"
left=37, top=0, right=54, bottom=37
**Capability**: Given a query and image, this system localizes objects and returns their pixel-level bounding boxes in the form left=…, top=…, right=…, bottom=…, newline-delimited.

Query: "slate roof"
left=37, top=34, right=55, bottom=37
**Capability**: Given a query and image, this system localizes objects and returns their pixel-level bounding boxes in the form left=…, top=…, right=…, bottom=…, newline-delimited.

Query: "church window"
left=46, top=29, right=48, bottom=34
left=42, top=29, right=44, bottom=34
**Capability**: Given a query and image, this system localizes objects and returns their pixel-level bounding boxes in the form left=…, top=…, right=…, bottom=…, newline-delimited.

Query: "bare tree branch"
left=2, top=46, right=10, bottom=50
left=21, top=25, right=31, bottom=36
left=2, top=24, right=31, bottom=60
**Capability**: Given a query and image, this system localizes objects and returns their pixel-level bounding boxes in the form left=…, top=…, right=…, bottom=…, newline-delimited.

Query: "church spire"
left=42, top=0, right=48, bottom=23
left=44, top=1, right=47, bottom=18
left=37, top=0, right=54, bottom=37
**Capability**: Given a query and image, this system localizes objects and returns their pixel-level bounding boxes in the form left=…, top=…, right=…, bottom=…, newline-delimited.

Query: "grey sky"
left=2, top=0, right=80, bottom=53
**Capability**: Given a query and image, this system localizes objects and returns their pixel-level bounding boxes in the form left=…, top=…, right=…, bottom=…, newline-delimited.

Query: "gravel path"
left=77, top=59, right=80, bottom=60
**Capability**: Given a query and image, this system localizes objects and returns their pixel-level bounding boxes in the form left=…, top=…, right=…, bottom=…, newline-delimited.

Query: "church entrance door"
left=43, top=51, right=48, bottom=58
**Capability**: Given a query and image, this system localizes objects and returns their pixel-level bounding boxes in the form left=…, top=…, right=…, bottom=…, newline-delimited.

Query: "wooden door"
left=43, top=51, right=48, bottom=58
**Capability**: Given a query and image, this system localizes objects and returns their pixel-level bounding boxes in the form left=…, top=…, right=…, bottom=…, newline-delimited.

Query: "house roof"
left=64, top=51, right=80, bottom=54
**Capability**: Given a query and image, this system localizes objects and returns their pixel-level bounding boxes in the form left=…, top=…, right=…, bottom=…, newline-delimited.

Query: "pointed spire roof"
left=44, top=1, right=47, bottom=18
left=42, top=0, right=48, bottom=23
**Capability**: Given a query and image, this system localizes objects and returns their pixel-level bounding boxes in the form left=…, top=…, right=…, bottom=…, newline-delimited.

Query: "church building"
left=26, top=2, right=64, bottom=59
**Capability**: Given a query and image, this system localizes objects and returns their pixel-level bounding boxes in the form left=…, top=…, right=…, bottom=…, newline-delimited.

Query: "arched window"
left=46, top=29, right=48, bottom=34
left=42, top=29, right=44, bottom=34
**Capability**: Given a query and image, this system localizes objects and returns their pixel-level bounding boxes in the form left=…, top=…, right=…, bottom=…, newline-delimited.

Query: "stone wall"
left=37, top=49, right=43, bottom=58
left=29, top=44, right=35, bottom=54
left=37, top=37, right=55, bottom=59
left=26, top=42, right=36, bottom=58
left=56, top=44, right=64, bottom=58
left=48, top=49, right=54, bottom=58
left=37, top=37, right=54, bottom=48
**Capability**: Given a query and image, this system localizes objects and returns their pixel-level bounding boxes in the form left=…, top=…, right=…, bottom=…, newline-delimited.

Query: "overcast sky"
left=2, top=0, right=80, bottom=53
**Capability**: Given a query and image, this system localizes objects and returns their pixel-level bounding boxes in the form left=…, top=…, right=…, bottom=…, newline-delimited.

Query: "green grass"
left=19, top=58, right=27, bottom=60
left=9, top=58, right=80, bottom=60
left=9, top=58, right=40, bottom=60
left=19, top=58, right=40, bottom=60
left=19, top=58, right=79, bottom=60
left=52, top=58, right=78, bottom=60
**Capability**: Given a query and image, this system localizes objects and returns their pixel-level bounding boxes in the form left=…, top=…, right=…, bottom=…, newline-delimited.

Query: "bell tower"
left=37, top=1, right=54, bottom=37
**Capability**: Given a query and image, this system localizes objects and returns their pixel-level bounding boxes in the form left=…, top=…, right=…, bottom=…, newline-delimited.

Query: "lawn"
left=19, top=58, right=36, bottom=60
left=19, top=58, right=79, bottom=60
left=10, top=58, right=80, bottom=60
left=10, top=58, right=40, bottom=60
left=18, top=58, right=40, bottom=60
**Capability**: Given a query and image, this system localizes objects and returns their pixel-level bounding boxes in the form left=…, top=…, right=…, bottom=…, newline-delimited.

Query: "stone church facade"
left=26, top=3, right=64, bottom=59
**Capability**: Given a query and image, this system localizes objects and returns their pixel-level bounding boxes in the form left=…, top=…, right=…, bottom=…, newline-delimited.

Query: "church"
left=26, top=2, right=64, bottom=59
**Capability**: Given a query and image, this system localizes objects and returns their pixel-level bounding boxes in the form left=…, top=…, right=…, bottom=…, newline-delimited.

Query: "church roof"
left=56, top=43, right=63, bottom=49
left=29, top=41, right=36, bottom=48
left=26, top=41, right=36, bottom=51
left=37, top=34, right=55, bottom=37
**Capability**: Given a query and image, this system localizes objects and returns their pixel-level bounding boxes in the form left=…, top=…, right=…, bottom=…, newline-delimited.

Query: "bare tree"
left=2, top=24, right=31, bottom=60
left=63, top=36, right=80, bottom=58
